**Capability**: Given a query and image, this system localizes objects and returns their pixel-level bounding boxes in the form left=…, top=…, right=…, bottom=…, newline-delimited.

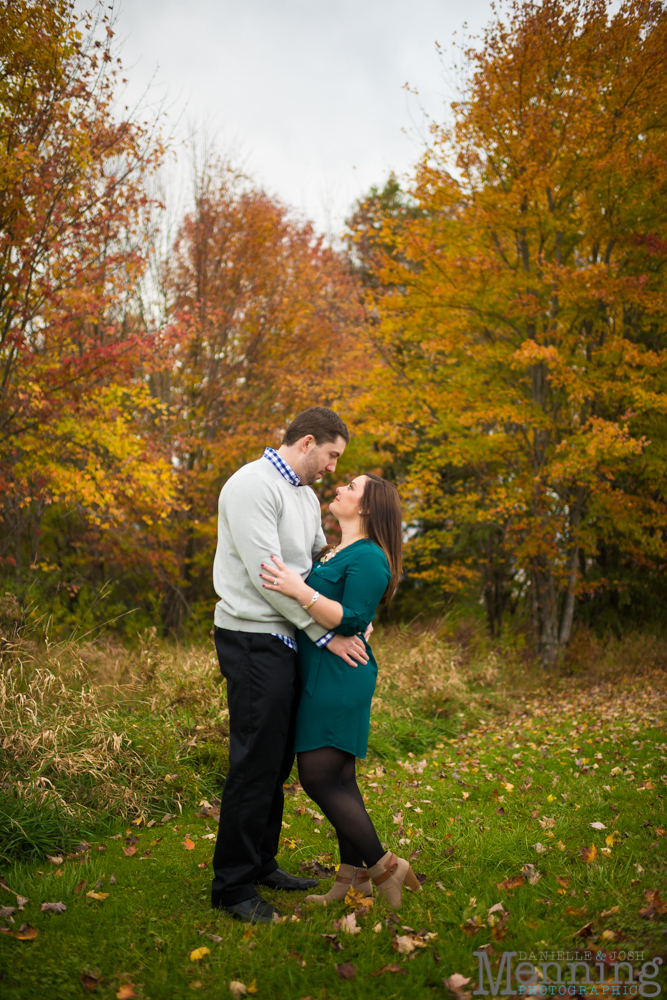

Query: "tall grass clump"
left=0, top=617, right=230, bottom=861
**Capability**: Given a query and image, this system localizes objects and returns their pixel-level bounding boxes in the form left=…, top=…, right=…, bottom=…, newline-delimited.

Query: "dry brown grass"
left=2, top=615, right=666, bottom=857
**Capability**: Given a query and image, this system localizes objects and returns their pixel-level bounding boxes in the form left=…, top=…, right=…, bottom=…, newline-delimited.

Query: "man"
left=211, top=406, right=369, bottom=923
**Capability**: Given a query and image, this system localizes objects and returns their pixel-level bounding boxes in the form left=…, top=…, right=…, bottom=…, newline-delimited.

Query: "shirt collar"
left=263, top=447, right=302, bottom=487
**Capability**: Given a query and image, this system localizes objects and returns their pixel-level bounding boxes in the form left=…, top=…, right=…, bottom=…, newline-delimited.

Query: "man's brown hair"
left=283, top=406, right=349, bottom=447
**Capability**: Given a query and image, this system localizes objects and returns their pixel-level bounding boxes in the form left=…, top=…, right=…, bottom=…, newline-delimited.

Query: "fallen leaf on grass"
left=74, top=880, right=87, bottom=895
left=373, top=921, right=382, bottom=932
left=320, top=933, right=343, bottom=951
left=201, top=833, right=216, bottom=840
left=639, top=889, right=667, bottom=919
left=497, top=875, right=524, bottom=890
left=460, top=916, right=485, bottom=937
left=46, top=855, right=63, bottom=865
left=40, top=901, right=67, bottom=913
left=580, top=844, right=597, bottom=863
left=443, top=973, right=472, bottom=995
left=601, top=930, right=616, bottom=941
left=491, top=912, right=510, bottom=941
left=372, top=964, right=406, bottom=976
left=289, top=950, right=306, bottom=967
left=110, top=874, right=116, bottom=884
left=556, top=876, right=570, bottom=889
left=122, top=846, right=137, bottom=857
left=86, top=891, right=109, bottom=901
left=81, top=972, right=102, bottom=991
left=206, top=934, right=224, bottom=944
left=116, top=986, right=137, bottom=1000
left=574, top=921, right=595, bottom=939
left=0, top=923, right=38, bottom=940
left=333, top=913, right=361, bottom=935
left=590, top=822, right=607, bottom=831
left=600, top=905, right=620, bottom=918
left=190, top=947, right=210, bottom=961
left=0, top=905, right=15, bottom=919
left=520, top=864, right=542, bottom=885
left=565, top=906, right=587, bottom=917
left=183, top=838, right=195, bottom=850
left=344, top=887, right=373, bottom=913
left=197, top=862, right=208, bottom=869
left=533, top=842, right=548, bottom=855
left=336, top=962, right=357, bottom=980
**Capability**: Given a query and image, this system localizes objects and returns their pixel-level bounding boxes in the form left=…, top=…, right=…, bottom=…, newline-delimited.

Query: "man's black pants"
left=211, top=627, right=298, bottom=906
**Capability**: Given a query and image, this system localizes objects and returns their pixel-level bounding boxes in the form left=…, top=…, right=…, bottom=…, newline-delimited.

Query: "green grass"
left=1, top=651, right=666, bottom=999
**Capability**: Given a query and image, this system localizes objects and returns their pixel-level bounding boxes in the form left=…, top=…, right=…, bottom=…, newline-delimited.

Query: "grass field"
left=1, top=623, right=666, bottom=999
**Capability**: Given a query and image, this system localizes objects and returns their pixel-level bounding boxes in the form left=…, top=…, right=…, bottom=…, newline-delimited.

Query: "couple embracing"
left=211, top=406, right=421, bottom=924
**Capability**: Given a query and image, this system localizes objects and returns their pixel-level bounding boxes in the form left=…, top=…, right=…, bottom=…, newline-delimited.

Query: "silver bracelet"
left=302, top=591, right=319, bottom=611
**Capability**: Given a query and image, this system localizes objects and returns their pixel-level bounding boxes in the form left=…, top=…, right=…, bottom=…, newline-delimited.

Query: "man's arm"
left=226, top=478, right=328, bottom=642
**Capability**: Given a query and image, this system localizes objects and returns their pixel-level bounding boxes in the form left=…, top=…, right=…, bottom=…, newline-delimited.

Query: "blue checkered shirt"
left=263, top=448, right=334, bottom=651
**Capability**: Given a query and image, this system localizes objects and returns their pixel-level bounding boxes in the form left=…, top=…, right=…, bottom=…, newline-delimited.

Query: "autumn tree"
left=0, top=1, right=175, bottom=606
left=151, top=155, right=364, bottom=630
left=357, top=0, right=667, bottom=662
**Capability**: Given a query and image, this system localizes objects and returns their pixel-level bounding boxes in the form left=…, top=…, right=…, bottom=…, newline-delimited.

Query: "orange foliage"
left=354, top=0, right=667, bottom=660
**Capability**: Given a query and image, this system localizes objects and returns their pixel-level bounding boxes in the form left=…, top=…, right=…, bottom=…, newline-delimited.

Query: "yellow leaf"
left=116, top=987, right=137, bottom=999
left=190, top=947, right=211, bottom=961
left=247, top=981, right=258, bottom=995
left=580, top=844, right=597, bottom=863
left=547, top=794, right=555, bottom=803
left=86, top=891, right=109, bottom=900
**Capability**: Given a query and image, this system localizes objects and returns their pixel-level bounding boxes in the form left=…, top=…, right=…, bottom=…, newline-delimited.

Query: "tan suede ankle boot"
left=305, top=863, right=373, bottom=905
left=367, top=850, right=421, bottom=909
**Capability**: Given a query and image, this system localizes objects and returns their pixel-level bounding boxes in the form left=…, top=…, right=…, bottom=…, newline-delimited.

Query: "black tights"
left=297, top=746, right=384, bottom=868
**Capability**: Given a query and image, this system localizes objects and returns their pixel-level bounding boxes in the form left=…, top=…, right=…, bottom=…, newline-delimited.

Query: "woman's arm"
left=260, top=556, right=343, bottom=629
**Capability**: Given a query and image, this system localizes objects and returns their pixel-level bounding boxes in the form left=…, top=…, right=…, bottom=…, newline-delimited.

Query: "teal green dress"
left=294, top=539, right=391, bottom=759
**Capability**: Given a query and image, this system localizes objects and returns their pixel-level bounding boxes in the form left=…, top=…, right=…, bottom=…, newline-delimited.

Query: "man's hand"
left=327, top=633, right=369, bottom=667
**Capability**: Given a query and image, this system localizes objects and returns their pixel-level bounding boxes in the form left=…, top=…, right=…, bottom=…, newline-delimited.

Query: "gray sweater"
left=213, top=458, right=329, bottom=643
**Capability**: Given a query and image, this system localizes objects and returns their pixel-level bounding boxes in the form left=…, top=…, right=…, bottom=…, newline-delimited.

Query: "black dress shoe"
left=212, top=894, right=282, bottom=924
left=256, top=867, right=318, bottom=891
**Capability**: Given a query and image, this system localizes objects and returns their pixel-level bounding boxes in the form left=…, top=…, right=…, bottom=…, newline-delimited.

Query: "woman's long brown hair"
left=359, top=473, right=403, bottom=603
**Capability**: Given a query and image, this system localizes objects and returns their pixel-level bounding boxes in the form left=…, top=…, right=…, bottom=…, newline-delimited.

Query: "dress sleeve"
left=334, top=546, right=391, bottom=637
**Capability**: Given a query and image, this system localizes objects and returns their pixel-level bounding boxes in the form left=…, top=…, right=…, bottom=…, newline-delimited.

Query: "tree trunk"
left=532, top=560, right=559, bottom=666
left=558, top=544, right=579, bottom=647
left=558, top=494, right=584, bottom=648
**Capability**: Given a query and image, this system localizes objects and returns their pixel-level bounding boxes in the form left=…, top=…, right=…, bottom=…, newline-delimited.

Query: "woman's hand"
left=260, top=555, right=309, bottom=601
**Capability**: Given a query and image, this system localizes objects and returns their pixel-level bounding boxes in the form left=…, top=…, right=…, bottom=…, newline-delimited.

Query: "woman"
left=259, top=473, right=421, bottom=909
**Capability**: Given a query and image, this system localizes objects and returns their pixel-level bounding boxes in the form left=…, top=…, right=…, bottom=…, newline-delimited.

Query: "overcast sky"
left=105, top=0, right=496, bottom=234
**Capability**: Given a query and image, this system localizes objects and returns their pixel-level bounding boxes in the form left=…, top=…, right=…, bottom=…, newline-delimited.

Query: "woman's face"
left=329, top=475, right=368, bottom=521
